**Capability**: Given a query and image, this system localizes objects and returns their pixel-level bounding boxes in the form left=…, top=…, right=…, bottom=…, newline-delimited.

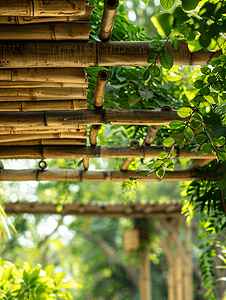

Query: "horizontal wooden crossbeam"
left=4, top=201, right=184, bottom=219
left=0, top=110, right=184, bottom=126
left=0, top=146, right=215, bottom=159
left=0, top=41, right=221, bottom=68
left=0, top=169, right=201, bottom=182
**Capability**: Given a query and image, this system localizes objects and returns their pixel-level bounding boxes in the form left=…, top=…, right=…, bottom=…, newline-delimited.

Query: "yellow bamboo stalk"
left=0, top=68, right=86, bottom=83
left=0, top=6, right=94, bottom=23
left=89, top=125, right=101, bottom=146
left=0, top=88, right=86, bottom=101
left=0, top=0, right=88, bottom=16
left=0, top=82, right=88, bottom=88
left=98, top=0, right=119, bottom=42
left=0, top=128, right=86, bottom=135
left=0, top=100, right=87, bottom=112
left=0, top=22, right=90, bottom=40
left=0, top=41, right=220, bottom=68
left=0, top=146, right=215, bottom=160
left=93, top=70, right=109, bottom=108
left=0, top=139, right=86, bottom=146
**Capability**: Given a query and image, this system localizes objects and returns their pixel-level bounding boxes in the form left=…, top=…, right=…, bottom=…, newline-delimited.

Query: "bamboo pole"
left=0, top=128, right=86, bottom=135
left=83, top=157, right=89, bottom=170
left=93, top=70, right=109, bottom=108
left=0, top=68, right=86, bottom=83
left=0, top=88, right=86, bottom=101
left=0, top=169, right=204, bottom=182
left=0, top=100, right=87, bottom=111
left=184, top=224, right=193, bottom=300
left=0, top=125, right=86, bottom=131
left=0, top=23, right=90, bottom=40
left=0, top=41, right=221, bottom=69
left=4, top=202, right=183, bottom=219
left=89, top=125, right=101, bottom=146
left=0, top=109, right=184, bottom=126
left=175, top=223, right=183, bottom=300
left=0, top=0, right=88, bottom=16
left=121, top=140, right=139, bottom=171
left=0, top=82, right=88, bottom=88
left=98, top=0, right=119, bottom=42
left=0, top=146, right=215, bottom=160
left=0, top=6, right=94, bottom=23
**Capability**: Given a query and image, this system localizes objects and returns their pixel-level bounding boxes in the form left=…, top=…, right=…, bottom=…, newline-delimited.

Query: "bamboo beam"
left=0, top=139, right=86, bottom=146
left=0, top=169, right=204, bottom=182
left=0, top=82, right=88, bottom=88
left=0, top=100, right=87, bottom=111
left=0, top=68, right=86, bottom=83
left=0, top=132, right=86, bottom=143
left=98, top=0, right=119, bottom=42
left=93, top=70, right=109, bottom=108
left=4, top=202, right=183, bottom=219
left=0, top=41, right=221, bottom=68
left=0, top=0, right=88, bottom=16
left=0, top=22, right=90, bottom=40
left=0, top=125, right=86, bottom=132
left=0, top=6, right=94, bottom=23
left=0, top=109, right=184, bottom=126
left=0, top=128, right=86, bottom=135
left=0, top=146, right=215, bottom=160
left=0, top=88, right=86, bottom=101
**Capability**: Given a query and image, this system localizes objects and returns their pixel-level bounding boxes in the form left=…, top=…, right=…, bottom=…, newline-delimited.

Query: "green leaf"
left=199, top=33, right=211, bottom=48
left=170, top=146, right=175, bottom=158
left=171, top=36, right=179, bottom=51
left=194, top=80, right=205, bottom=89
left=213, top=136, right=225, bottom=147
left=195, top=133, right=206, bottom=144
left=149, top=65, right=161, bottom=77
left=159, top=53, right=173, bottom=69
left=147, top=53, right=156, bottom=63
left=199, top=102, right=211, bottom=115
left=128, top=94, right=141, bottom=107
left=158, top=151, right=168, bottom=159
left=201, top=66, right=210, bottom=75
left=149, top=40, right=163, bottom=52
left=163, top=137, right=175, bottom=147
left=138, top=87, right=153, bottom=100
left=205, top=289, right=214, bottom=298
left=210, top=58, right=221, bottom=67
left=169, top=120, right=185, bottom=130
left=199, top=233, right=207, bottom=239
left=152, top=160, right=163, bottom=168
left=177, top=107, right=193, bottom=118
left=184, top=127, right=194, bottom=140
left=200, top=143, right=212, bottom=155
left=160, top=0, right=176, bottom=10
left=164, top=158, right=174, bottom=171
left=156, top=167, right=165, bottom=179
left=174, top=133, right=185, bottom=142
left=182, top=0, right=199, bottom=11
left=151, top=13, right=174, bottom=37
left=143, top=69, right=150, bottom=81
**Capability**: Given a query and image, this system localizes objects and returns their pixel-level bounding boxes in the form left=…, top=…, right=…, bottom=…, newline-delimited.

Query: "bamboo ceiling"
left=0, top=0, right=216, bottom=182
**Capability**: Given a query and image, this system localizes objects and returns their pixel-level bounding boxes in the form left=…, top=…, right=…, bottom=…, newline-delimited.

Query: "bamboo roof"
left=4, top=201, right=184, bottom=220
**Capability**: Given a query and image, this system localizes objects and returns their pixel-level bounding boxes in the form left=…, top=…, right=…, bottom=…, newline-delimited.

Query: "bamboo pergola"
left=0, top=0, right=219, bottom=299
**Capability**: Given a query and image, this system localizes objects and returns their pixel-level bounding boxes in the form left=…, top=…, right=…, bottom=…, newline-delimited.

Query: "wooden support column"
left=175, top=222, right=183, bottom=300
left=135, top=219, right=151, bottom=300
left=184, top=224, right=193, bottom=300
left=98, top=0, right=119, bottom=42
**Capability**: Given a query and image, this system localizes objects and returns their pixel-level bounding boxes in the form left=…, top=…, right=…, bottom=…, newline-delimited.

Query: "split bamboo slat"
left=0, top=110, right=185, bottom=126
left=0, top=139, right=86, bottom=146
left=0, top=128, right=86, bottom=135
left=0, top=100, right=87, bottom=111
left=0, top=88, right=87, bottom=101
left=0, top=22, right=90, bottom=40
left=98, top=0, right=119, bottom=42
left=0, top=6, right=94, bottom=23
left=0, top=82, right=88, bottom=88
left=0, top=146, right=215, bottom=160
left=0, top=68, right=87, bottom=83
left=0, top=0, right=89, bottom=17
left=0, top=41, right=220, bottom=69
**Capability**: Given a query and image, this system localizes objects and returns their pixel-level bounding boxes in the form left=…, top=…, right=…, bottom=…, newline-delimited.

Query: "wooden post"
left=121, top=140, right=139, bottom=171
left=0, top=23, right=90, bottom=40
left=0, top=0, right=88, bottom=16
left=135, top=218, right=151, bottom=300
left=89, top=125, right=101, bottom=146
left=98, top=0, right=119, bottom=42
left=93, top=70, right=109, bottom=108
left=184, top=224, right=193, bottom=300
left=175, top=223, right=183, bottom=300
left=0, top=41, right=221, bottom=68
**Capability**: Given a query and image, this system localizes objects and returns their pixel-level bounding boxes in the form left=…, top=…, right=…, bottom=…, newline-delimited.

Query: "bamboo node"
left=130, top=140, right=139, bottom=150
left=39, top=160, right=47, bottom=170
